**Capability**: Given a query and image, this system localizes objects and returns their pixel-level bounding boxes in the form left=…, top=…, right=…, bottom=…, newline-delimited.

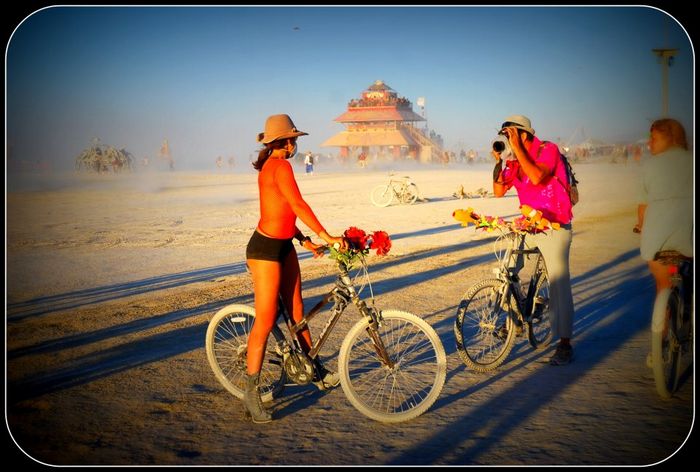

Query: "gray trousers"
left=524, top=225, right=575, bottom=340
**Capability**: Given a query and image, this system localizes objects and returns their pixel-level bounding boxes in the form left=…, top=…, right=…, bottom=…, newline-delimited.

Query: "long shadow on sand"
left=385, top=252, right=692, bottom=465
left=274, top=249, right=652, bottom=427
left=6, top=235, right=492, bottom=399
left=5, top=222, right=472, bottom=322
left=9, top=245, right=685, bottom=464
left=6, top=227, right=599, bottom=399
left=6, top=262, right=249, bottom=322
left=5, top=215, right=488, bottom=354
left=7, top=322, right=210, bottom=405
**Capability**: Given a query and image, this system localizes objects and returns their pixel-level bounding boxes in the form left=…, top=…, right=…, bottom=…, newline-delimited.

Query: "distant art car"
left=75, top=139, right=134, bottom=174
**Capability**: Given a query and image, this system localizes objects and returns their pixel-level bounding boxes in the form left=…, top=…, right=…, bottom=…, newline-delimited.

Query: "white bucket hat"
left=501, top=115, right=535, bottom=135
left=257, top=114, right=308, bottom=144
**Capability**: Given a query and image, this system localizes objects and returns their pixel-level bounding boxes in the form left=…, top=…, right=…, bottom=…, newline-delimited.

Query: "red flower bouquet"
left=330, top=227, right=392, bottom=267
left=344, top=226, right=369, bottom=251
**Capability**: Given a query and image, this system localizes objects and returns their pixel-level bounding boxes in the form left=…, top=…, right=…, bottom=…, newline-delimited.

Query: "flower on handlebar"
left=344, top=226, right=369, bottom=251
left=330, top=226, right=392, bottom=268
left=453, top=206, right=560, bottom=234
left=453, top=207, right=506, bottom=232
left=369, top=230, right=391, bottom=255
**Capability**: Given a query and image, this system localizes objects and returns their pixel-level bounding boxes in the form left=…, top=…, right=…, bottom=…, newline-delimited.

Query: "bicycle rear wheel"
left=205, top=304, right=286, bottom=402
left=527, top=256, right=553, bottom=349
left=651, top=288, right=682, bottom=398
left=370, top=184, right=393, bottom=207
left=400, top=183, right=419, bottom=205
left=338, top=310, right=446, bottom=423
left=454, top=279, right=516, bottom=372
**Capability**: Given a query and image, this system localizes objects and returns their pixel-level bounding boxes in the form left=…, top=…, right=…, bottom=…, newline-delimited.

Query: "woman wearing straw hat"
left=244, top=114, right=347, bottom=423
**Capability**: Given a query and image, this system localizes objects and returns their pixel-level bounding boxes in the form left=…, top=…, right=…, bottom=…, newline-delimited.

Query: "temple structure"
left=321, top=80, right=444, bottom=163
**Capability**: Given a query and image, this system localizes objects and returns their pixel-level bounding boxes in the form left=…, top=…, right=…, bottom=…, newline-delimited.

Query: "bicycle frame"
left=388, top=179, right=409, bottom=195
left=674, top=259, right=693, bottom=317
left=653, top=251, right=693, bottom=326
left=277, top=258, right=394, bottom=368
left=494, top=232, right=542, bottom=320
left=206, top=245, right=447, bottom=423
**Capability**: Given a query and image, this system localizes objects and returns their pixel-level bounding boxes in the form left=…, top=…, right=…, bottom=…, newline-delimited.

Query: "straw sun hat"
left=257, top=114, right=308, bottom=144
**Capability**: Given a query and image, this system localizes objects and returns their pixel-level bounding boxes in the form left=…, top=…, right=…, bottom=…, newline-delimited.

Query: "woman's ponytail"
left=252, top=146, right=272, bottom=171
left=251, top=139, right=292, bottom=171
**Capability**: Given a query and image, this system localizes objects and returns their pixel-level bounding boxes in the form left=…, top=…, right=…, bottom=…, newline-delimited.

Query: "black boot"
left=312, top=358, right=340, bottom=391
left=243, top=373, right=272, bottom=423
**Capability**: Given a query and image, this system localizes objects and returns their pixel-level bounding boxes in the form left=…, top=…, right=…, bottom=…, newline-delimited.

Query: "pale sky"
left=5, top=5, right=694, bottom=171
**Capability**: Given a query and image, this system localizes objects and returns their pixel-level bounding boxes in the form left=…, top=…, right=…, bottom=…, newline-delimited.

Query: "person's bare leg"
left=242, top=258, right=280, bottom=423
left=648, top=260, right=672, bottom=294
left=279, top=249, right=312, bottom=351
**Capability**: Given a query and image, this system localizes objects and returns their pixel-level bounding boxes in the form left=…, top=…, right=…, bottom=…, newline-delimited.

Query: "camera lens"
left=493, top=140, right=505, bottom=152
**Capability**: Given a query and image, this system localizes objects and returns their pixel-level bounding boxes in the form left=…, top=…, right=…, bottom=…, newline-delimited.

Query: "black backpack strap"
left=539, top=140, right=571, bottom=192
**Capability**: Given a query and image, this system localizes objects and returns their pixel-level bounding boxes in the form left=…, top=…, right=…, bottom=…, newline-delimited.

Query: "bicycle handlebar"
left=313, top=242, right=341, bottom=252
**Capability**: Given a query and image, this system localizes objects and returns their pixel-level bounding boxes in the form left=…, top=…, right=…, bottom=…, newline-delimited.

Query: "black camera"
left=492, top=135, right=511, bottom=154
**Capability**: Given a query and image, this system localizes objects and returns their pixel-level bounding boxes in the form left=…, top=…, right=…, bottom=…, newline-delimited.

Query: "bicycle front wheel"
left=651, top=288, right=682, bottom=398
left=400, top=183, right=419, bottom=205
left=338, top=310, right=446, bottom=423
left=205, top=304, right=286, bottom=402
left=454, top=279, right=516, bottom=372
left=370, top=184, right=394, bottom=207
left=527, top=257, right=553, bottom=349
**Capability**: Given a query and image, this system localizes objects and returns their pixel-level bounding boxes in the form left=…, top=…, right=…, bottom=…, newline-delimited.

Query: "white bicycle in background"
left=370, top=173, right=420, bottom=207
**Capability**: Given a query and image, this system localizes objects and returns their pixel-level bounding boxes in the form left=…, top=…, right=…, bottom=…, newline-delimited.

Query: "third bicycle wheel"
left=651, top=288, right=682, bottom=398
left=400, top=183, right=419, bottom=205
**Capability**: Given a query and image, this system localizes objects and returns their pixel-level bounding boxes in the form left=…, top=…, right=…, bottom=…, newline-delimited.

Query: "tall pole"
left=652, top=48, right=678, bottom=117
left=416, top=97, right=426, bottom=134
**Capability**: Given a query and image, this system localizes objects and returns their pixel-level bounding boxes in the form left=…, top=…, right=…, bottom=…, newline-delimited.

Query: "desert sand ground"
left=5, top=159, right=694, bottom=465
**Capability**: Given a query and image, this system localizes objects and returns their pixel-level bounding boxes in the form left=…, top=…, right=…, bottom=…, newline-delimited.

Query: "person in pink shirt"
left=492, top=115, right=576, bottom=366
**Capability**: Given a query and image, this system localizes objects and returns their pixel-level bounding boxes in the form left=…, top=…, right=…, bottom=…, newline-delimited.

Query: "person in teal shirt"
left=634, top=118, right=693, bottom=293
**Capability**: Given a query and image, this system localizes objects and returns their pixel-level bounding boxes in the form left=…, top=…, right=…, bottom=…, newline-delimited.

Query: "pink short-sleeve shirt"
left=501, top=136, right=573, bottom=225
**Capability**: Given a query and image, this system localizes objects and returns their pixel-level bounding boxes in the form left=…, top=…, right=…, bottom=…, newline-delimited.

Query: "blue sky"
left=6, top=5, right=694, bottom=170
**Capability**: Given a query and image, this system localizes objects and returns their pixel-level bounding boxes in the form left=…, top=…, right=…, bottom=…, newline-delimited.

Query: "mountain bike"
left=454, top=227, right=552, bottom=372
left=370, top=173, right=420, bottom=207
left=205, top=247, right=446, bottom=423
left=649, top=250, right=693, bottom=399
